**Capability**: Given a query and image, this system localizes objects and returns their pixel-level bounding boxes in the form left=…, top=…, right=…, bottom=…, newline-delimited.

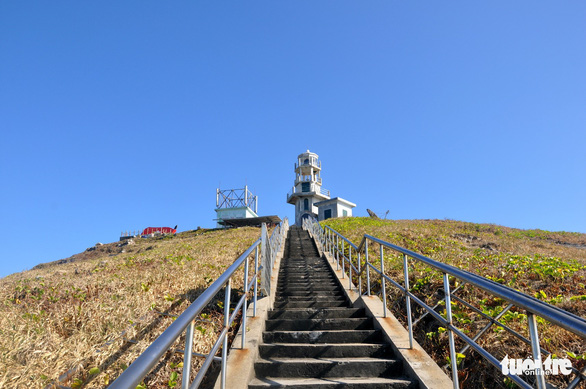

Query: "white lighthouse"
left=286, top=150, right=331, bottom=225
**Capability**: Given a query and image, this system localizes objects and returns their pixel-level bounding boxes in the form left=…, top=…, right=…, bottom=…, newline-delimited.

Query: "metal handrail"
left=110, top=218, right=288, bottom=389
left=302, top=217, right=586, bottom=389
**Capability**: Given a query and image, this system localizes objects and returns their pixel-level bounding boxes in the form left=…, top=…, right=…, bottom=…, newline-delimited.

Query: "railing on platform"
left=287, top=183, right=331, bottom=201
left=295, top=159, right=321, bottom=170
left=302, top=217, right=586, bottom=389
left=110, top=218, right=288, bottom=389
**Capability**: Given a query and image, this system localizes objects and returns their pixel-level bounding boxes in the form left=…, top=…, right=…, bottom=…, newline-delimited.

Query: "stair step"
left=263, top=330, right=383, bottom=344
left=275, top=296, right=346, bottom=302
left=254, top=357, right=402, bottom=378
left=276, top=290, right=342, bottom=296
left=268, top=308, right=366, bottom=320
left=259, top=343, right=390, bottom=358
left=248, top=376, right=416, bottom=388
left=277, top=286, right=342, bottom=292
left=265, top=318, right=373, bottom=331
left=273, top=301, right=349, bottom=309
left=277, top=290, right=342, bottom=296
left=278, top=281, right=336, bottom=284
left=278, top=282, right=339, bottom=288
left=278, top=280, right=337, bottom=284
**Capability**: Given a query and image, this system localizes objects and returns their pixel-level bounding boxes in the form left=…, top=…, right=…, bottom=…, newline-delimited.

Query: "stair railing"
left=260, top=218, right=289, bottom=297
left=110, top=218, right=288, bottom=389
left=303, top=217, right=586, bottom=389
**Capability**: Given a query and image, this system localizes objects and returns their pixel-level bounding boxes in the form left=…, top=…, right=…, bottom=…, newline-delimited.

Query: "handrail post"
left=221, top=279, right=231, bottom=389
left=403, top=254, right=413, bottom=349
left=336, top=234, right=340, bottom=270
left=241, top=257, right=249, bottom=349
left=330, top=230, right=334, bottom=259
left=348, top=246, right=353, bottom=290
left=443, top=273, right=459, bottom=389
left=260, top=224, right=268, bottom=296
left=341, top=239, right=345, bottom=279
left=365, top=240, right=371, bottom=296
left=380, top=245, right=386, bottom=318
left=253, top=246, right=259, bottom=317
left=527, top=312, right=546, bottom=389
left=181, top=321, right=195, bottom=389
left=357, top=252, right=362, bottom=294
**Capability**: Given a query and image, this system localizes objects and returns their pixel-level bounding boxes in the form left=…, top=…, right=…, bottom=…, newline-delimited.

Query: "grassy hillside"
left=0, top=227, right=261, bottom=388
left=321, top=217, right=586, bottom=388
left=3, top=218, right=584, bottom=388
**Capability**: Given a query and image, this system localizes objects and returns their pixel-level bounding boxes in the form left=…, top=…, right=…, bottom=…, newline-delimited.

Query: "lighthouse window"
left=304, top=198, right=309, bottom=211
left=324, top=209, right=332, bottom=219
left=302, top=182, right=310, bottom=192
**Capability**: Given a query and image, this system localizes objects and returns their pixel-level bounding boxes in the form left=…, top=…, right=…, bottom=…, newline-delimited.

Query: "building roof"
left=298, top=149, right=318, bottom=158
left=314, top=197, right=356, bottom=208
left=218, top=215, right=282, bottom=227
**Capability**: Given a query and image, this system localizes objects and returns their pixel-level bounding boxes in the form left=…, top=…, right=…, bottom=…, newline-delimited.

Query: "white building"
left=286, top=150, right=330, bottom=225
left=315, top=197, right=356, bottom=221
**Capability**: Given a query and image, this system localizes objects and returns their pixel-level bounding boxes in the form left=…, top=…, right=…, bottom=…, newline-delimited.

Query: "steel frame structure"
left=216, top=186, right=258, bottom=213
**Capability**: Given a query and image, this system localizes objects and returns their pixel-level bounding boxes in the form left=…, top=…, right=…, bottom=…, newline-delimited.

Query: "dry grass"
left=0, top=227, right=261, bottom=389
left=322, top=217, right=586, bottom=389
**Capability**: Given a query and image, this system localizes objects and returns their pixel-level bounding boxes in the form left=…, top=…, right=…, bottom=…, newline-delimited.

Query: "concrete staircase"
left=248, top=226, right=417, bottom=388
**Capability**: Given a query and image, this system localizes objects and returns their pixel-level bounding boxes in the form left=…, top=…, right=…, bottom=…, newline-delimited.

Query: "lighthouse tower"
left=286, top=150, right=330, bottom=225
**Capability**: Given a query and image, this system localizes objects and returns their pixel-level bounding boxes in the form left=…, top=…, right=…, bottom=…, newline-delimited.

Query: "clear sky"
left=1, top=2, right=585, bottom=278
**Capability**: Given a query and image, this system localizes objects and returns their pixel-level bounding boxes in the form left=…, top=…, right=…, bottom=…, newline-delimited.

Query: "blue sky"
left=1, top=2, right=585, bottom=278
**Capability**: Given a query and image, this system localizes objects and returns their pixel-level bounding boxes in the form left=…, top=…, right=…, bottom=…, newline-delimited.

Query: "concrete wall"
left=294, top=196, right=320, bottom=225
left=317, top=203, right=336, bottom=221
left=337, top=203, right=353, bottom=218
left=215, top=207, right=258, bottom=227
left=317, top=201, right=354, bottom=221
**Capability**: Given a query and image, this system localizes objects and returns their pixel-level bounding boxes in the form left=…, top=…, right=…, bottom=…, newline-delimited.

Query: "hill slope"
left=0, top=227, right=260, bottom=388
left=321, top=217, right=586, bottom=388
left=2, top=219, right=585, bottom=388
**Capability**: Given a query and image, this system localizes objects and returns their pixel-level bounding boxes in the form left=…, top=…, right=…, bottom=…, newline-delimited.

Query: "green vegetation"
left=0, top=227, right=261, bottom=388
left=322, top=217, right=586, bottom=388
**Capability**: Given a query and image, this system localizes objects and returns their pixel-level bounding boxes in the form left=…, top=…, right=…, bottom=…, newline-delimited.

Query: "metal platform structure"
left=216, top=186, right=258, bottom=213
left=215, top=185, right=259, bottom=227
left=218, top=215, right=281, bottom=228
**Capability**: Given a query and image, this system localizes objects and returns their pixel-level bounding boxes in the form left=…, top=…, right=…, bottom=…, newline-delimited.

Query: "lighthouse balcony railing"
left=287, top=184, right=330, bottom=201
left=294, top=176, right=322, bottom=186
left=295, top=160, right=321, bottom=170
